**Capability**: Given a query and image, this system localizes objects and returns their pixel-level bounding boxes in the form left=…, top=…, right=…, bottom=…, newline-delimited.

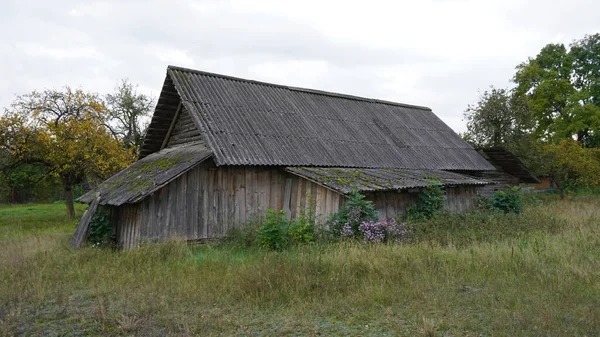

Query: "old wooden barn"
left=79, top=66, right=525, bottom=249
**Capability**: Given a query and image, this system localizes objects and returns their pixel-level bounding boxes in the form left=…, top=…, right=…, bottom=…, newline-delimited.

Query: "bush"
left=329, top=192, right=378, bottom=238
left=288, top=217, right=315, bottom=244
left=87, top=207, right=113, bottom=247
left=490, top=185, right=524, bottom=213
left=257, top=209, right=290, bottom=251
left=405, top=184, right=445, bottom=220
left=227, top=208, right=318, bottom=250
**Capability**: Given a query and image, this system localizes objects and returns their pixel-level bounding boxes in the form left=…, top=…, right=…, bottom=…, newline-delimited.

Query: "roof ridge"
left=167, top=65, right=432, bottom=111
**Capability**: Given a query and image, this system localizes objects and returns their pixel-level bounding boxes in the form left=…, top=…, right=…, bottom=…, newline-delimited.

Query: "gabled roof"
left=79, top=143, right=212, bottom=206
left=141, top=66, right=495, bottom=171
left=479, top=147, right=540, bottom=184
left=286, top=167, right=492, bottom=194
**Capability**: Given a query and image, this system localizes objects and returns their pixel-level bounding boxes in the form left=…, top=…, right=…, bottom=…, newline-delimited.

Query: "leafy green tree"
left=570, top=34, right=600, bottom=147
left=514, top=35, right=600, bottom=145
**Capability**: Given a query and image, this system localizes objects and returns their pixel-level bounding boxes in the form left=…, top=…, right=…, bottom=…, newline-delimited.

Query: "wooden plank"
left=295, top=177, right=305, bottom=219
left=238, top=168, right=247, bottom=225
left=140, top=199, right=148, bottom=237
left=178, top=173, right=187, bottom=236
left=134, top=204, right=141, bottom=248
left=70, top=192, right=100, bottom=248
left=233, top=168, right=242, bottom=226
left=309, top=182, right=317, bottom=217
left=324, top=189, right=331, bottom=219
left=283, top=178, right=293, bottom=220
left=125, top=206, right=131, bottom=248
left=147, top=194, right=155, bottom=238
left=269, top=170, right=282, bottom=210
left=386, top=192, right=395, bottom=219
left=110, top=207, right=118, bottom=243
left=160, top=102, right=183, bottom=150
left=251, top=168, right=259, bottom=220
left=158, top=188, right=166, bottom=239
left=314, top=185, right=323, bottom=224
left=128, top=206, right=134, bottom=249
left=258, top=170, right=270, bottom=215
left=289, top=177, right=299, bottom=219
left=210, top=167, right=218, bottom=237
left=201, top=164, right=208, bottom=238
left=125, top=206, right=131, bottom=249
left=245, top=167, right=257, bottom=222
left=189, top=167, right=199, bottom=239
left=168, top=179, right=178, bottom=238
left=217, top=166, right=224, bottom=235
left=227, top=167, right=236, bottom=230
left=134, top=205, right=140, bottom=248
left=331, top=192, right=340, bottom=214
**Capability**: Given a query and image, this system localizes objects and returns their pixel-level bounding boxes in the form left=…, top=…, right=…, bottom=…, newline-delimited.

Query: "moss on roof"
left=79, top=143, right=212, bottom=206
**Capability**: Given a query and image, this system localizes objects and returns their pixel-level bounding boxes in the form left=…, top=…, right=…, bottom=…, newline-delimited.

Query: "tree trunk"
left=65, top=184, right=75, bottom=218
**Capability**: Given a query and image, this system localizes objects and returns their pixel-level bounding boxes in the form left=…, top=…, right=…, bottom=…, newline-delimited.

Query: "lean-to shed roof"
left=480, top=147, right=540, bottom=184
left=286, top=167, right=492, bottom=194
left=79, top=143, right=211, bottom=206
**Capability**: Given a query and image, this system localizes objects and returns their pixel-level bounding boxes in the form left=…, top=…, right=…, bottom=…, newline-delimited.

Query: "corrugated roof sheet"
left=480, top=147, right=540, bottom=184
left=285, top=167, right=492, bottom=194
left=79, top=143, right=212, bottom=206
left=161, top=66, right=495, bottom=170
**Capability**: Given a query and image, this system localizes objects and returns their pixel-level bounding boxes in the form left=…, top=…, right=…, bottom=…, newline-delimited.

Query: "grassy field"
left=1, top=197, right=599, bottom=336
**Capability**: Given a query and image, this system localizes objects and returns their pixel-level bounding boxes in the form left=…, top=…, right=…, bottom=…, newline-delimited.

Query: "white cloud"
left=0, top=0, right=598, bottom=132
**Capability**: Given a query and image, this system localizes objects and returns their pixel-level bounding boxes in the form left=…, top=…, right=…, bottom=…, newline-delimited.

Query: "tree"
left=544, top=140, right=600, bottom=198
left=462, top=87, right=547, bottom=174
left=0, top=88, right=133, bottom=218
left=570, top=34, right=600, bottom=147
left=104, top=79, right=153, bottom=156
left=514, top=35, right=600, bottom=145
left=463, top=87, right=533, bottom=147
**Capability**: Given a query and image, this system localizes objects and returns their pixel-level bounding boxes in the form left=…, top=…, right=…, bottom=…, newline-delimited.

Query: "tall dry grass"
left=0, top=197, right=599, bottom=336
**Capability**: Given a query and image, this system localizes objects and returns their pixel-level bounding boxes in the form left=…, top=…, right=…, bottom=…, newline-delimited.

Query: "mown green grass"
left=1, top=197, right=599, bottom=336
left=0, top=202, right=86, bottom=238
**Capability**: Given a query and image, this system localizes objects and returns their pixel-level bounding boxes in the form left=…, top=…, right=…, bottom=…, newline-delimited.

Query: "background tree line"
left=463, top=33, right=600, bottom=197
left=0, top=80, right=153, bottom=217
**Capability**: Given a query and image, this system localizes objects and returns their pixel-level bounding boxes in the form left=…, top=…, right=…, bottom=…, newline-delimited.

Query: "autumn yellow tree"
left=0, top=88, right=134, bottom=217
left=544, top=140, right=600, bottom=198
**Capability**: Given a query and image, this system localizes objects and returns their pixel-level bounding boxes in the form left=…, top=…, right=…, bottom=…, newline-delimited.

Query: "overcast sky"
left=1, top=0, right=598, bottom=132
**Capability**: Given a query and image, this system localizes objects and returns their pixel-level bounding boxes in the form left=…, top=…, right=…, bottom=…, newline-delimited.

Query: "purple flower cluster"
left=358, top=218, right=408, bottom=243
left=340, top=222, right=354, bottom=238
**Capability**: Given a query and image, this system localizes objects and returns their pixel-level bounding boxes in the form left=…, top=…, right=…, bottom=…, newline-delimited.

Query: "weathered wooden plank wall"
left=366, top=185, right=479, bottom=219
left=444, top=186, right=478, bottom=212
left=365, top=190, right=419, bottom=219
left=166, top=107, right=204, bottom=148
left=114, top=158, right=481, bottom=249
left=471, top=171, right=520, bottom=198
left=115, top=159, right=342, bottom=249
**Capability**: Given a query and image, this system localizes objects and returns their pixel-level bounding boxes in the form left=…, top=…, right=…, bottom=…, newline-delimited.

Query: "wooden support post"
left=70, top=192, right=100, bottom=248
